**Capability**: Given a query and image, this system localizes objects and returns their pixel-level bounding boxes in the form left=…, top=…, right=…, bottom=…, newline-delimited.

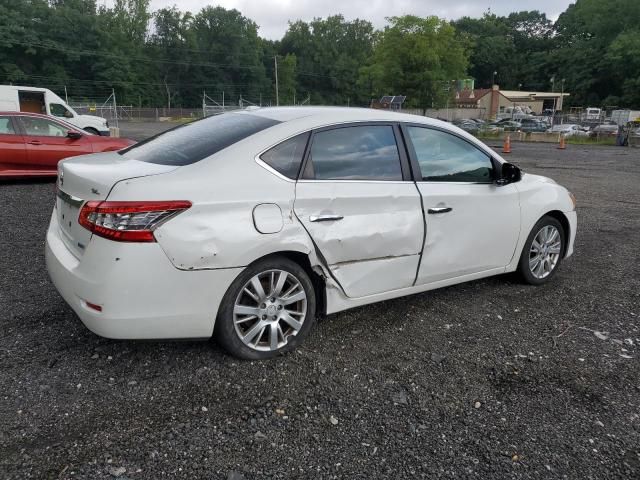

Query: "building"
left=455, top=85, right=569, bottom=119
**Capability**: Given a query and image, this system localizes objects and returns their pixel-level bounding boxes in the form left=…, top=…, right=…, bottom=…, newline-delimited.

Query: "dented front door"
left=294, top=182, right=424, bottom=297
left=293, top=124, right=424, bottom=298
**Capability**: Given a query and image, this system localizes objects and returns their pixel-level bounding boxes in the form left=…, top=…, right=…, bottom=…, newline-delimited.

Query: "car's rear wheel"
left=215, top=256, right=316, bottom=359
left=518, top=215, right=565, bottom=285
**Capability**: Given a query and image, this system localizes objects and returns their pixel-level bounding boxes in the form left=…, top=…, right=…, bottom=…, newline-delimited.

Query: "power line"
left=3, top=39, right=339, bottom=80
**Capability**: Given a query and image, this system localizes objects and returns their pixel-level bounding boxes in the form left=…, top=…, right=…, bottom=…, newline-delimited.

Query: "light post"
left=492, top=71, right=497, bottom=86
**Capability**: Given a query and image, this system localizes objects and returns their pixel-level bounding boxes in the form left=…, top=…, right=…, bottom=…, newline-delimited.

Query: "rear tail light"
left=78, top=200, right=191, bottom=242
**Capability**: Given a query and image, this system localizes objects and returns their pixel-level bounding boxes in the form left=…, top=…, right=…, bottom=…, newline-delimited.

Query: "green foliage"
left=454, top=10, right=554, bottom=91
left=281, top=15, right=375, bottom=105
left=361, top=16, right=469, bottom=110
left=0, top=0, right=639, bottom=108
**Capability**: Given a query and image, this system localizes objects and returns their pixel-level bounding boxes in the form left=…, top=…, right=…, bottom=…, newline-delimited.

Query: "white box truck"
left=611, top=109, right=640, bottom=126
left=0, top=85, right=110, bottom=135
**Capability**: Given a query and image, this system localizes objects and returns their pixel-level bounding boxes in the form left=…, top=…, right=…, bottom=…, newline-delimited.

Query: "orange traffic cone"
left=502, top=134, right=512, bottom=154
left=558, top=134, right=566, bottom=150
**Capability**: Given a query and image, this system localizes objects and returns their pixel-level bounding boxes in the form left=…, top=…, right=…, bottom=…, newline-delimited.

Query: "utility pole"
left=274, top=55, right=279, bottom=106
left=64, top=86, right=68, bottom=104
left=112, top=88, right=118, bottom=128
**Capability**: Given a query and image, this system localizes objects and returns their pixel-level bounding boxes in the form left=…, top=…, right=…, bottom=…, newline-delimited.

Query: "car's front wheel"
left=518, top=215, right=566, bottom=285
left=215, top=256, right=316, bottom=359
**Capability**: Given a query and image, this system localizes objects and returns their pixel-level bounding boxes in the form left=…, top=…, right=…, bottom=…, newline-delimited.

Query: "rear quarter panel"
left=105, top=132, right=317, bottom=271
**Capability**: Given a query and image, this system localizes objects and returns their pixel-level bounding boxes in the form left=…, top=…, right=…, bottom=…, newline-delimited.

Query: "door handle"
left=309, top=214, right=344, bottom=222
left=28, top=140, right=42, bottom=145
left=428, top=207, right=453, bottom=214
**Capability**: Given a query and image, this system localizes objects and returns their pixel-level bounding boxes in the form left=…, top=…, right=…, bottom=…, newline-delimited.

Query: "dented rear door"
left=293, top=123, right=424, bottom=298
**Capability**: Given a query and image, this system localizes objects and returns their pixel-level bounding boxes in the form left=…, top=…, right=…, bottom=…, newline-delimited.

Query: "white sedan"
left=46, top=107, right=577, bottom=359
left=550, top=124, right=589, bottom=137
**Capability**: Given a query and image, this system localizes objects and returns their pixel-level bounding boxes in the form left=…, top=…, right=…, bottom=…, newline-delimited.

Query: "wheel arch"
left=259, top=251, right=327, bottom=317
left=221, top=250, right=328, bottom=319
left=542, top=210, right=571, bottom=258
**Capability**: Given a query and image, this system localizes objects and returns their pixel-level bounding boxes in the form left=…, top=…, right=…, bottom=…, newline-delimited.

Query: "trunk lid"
left=55, top=152, right=178, bottom=258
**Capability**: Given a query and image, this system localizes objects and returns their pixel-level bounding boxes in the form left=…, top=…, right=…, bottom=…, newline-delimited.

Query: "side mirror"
left=496, top=162, right=521, bottom=186
left=67, top=130, right=83, bottom=140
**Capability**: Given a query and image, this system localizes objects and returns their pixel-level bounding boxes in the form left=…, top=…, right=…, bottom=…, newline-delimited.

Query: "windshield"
left=119, top=113, right=280, bottom=166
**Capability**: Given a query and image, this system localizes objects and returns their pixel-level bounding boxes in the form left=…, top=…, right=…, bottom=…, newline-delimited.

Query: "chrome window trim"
left=297, top=179, right=410, bottom=185
left=415, top=181, right=495, bottom=186
left=254, top=120, right=412, bottom=183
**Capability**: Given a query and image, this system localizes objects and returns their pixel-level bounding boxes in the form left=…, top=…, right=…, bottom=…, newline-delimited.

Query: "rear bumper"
left=45, top=211, right=241, bottom=339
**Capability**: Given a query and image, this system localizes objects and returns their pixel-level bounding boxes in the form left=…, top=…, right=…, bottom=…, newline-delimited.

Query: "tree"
left=454, top=11, right=554, bottom=91
left=552, top=0, right=640, bottom=107
left=362, top=15, right=469, bottom=111
left=280, top=15, right=375, bottom=105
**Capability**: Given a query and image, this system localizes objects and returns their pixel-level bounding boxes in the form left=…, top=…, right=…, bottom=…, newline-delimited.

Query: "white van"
left=585, top=107, right=602, bottom=121
left=0, top=85, right=110, bottom=135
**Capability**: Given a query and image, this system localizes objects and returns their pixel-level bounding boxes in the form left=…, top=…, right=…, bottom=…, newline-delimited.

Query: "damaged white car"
left=46, top=107, right=577, bottom=359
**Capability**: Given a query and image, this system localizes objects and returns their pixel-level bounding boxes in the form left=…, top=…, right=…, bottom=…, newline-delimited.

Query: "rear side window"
left=260, top=132, right=309, bottom=179
left=303, top=125, right=402, bottom=181
left=0, top=116, right=15, bottom=134
left=120, top=113, right=280, bottom=166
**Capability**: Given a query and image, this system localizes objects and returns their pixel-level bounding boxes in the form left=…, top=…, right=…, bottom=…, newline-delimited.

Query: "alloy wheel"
left=233, top=269, right=307, bottom=352
left=529, top=225, right=562, bottom=279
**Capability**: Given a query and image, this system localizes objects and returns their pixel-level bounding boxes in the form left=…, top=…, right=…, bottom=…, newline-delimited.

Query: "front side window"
left=50, top=103, right=73, bottom=118
left=260, top=132, right=309, bottom=179
left=19, top=117, right=68, bottom=137
left=406, top=126, right=493, bottom=182
left=0, top=116, right=15, bottom=135
left=303, top=125, right=402, bottom=181
left=120, top=113, right=280, bottom=166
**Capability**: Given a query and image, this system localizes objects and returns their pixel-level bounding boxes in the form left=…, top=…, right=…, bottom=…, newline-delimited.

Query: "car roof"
left=0, top=111, right=52, bottom=118
left=0, top=111, right=82, bottom=131
left=235, top=106, right=448, bottom=129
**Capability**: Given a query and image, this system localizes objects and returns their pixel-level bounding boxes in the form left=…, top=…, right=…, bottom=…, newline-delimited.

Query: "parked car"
left=520, top=119, right=548, bottom=133
left=46, top=107, right=577, bottom=359
left=589, top=123, right=619, bottom=137
left=456, top=120, right=479, bottom=134
left=0, top=85, right=110, bottom=135
left=491, top=120, right=522, bottom=132
left=0, top=112, right=133, bottom=178
left=550, top=124, right=589, bottom=137
left=476, top=123, right=501, bottom=135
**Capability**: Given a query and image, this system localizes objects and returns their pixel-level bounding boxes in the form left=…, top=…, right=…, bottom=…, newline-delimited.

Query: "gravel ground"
left=1, top=140, right=639, bottom=479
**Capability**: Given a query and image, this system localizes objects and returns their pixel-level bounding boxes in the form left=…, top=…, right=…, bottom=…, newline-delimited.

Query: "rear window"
left=119, top=113, right=280, bottom=166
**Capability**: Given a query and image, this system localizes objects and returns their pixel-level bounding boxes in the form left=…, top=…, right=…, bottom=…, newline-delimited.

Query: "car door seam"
left=292, top=184, right=349, bottom=298
left=397, top=123, right=427, bottom=287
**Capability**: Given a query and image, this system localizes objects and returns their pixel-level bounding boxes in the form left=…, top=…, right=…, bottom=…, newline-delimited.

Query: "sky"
left=139, top=0, right=575, bottom=39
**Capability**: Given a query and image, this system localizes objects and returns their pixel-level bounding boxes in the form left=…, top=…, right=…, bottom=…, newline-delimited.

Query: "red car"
left=0, top=112, right=134, bottom=178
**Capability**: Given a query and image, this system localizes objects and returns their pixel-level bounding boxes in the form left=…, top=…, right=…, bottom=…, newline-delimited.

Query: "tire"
left=215, top=256, right=316, bottom=360
left=518, top=215, right=566, bottom=285
left=83, top=127, right=99, bottom=135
